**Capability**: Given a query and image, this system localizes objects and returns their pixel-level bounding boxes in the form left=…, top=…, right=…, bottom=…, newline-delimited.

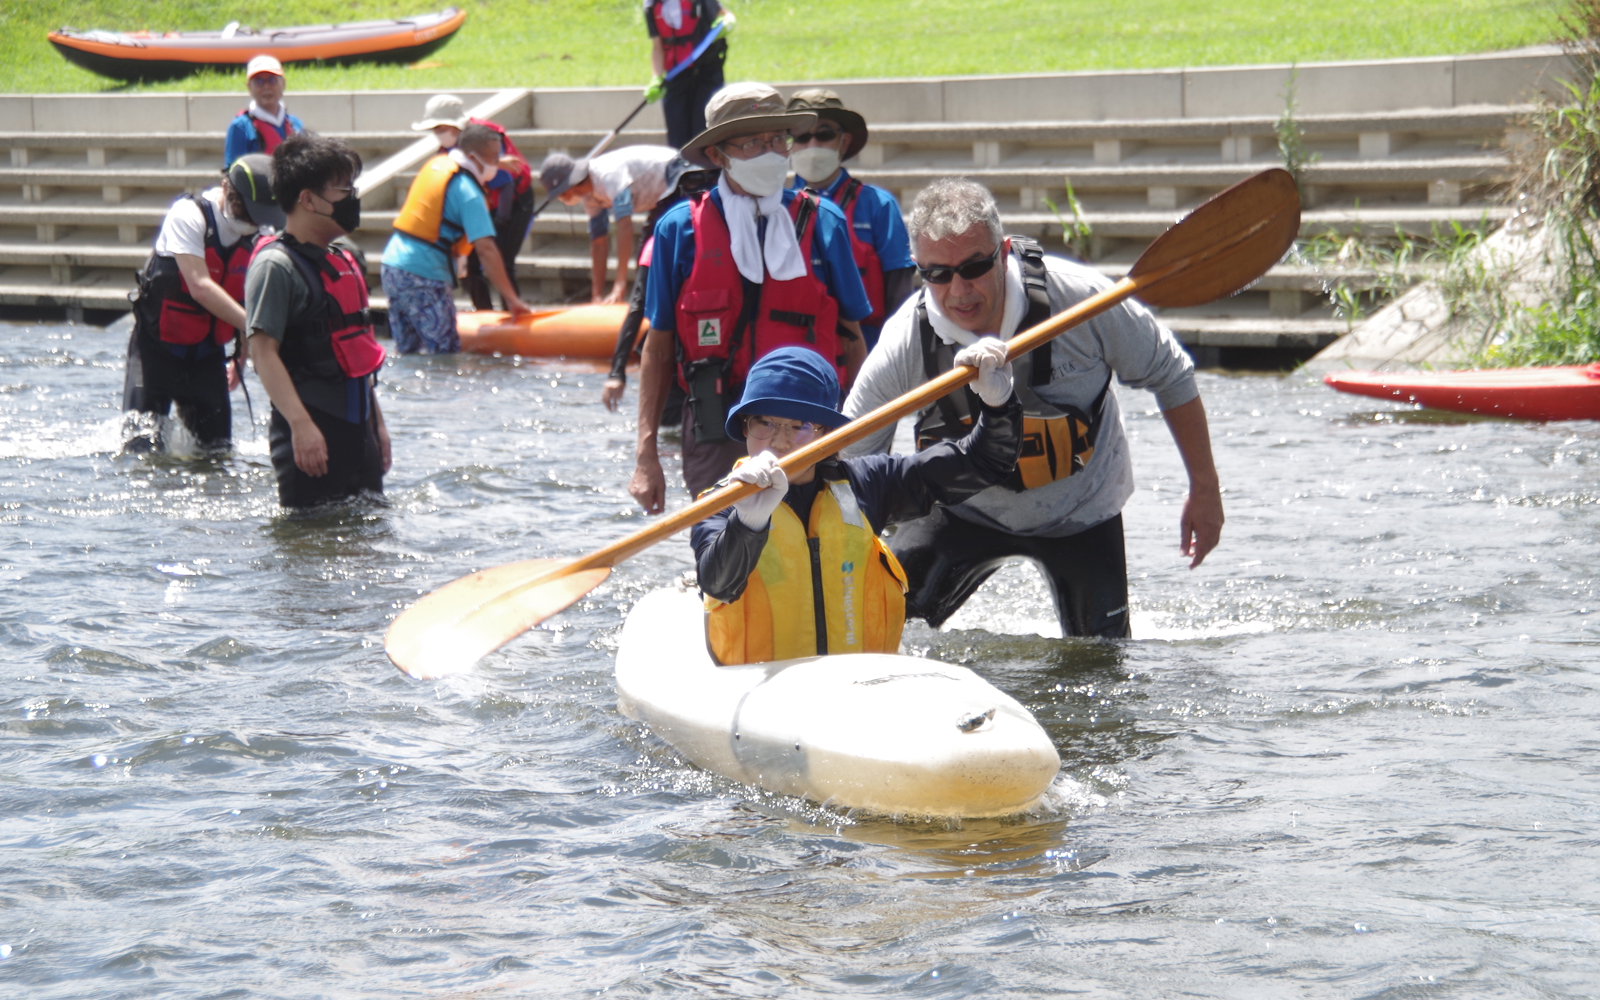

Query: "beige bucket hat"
left=786, top=88, right=869, bottom=158
left=681, top=82, right=817, bottom=168
left=412, top=94, right=470, bottom=132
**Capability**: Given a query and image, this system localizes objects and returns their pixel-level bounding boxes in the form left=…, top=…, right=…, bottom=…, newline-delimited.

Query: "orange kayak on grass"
left=1324, top=364, right=1600, bottom=421
left=457, top=304, right=633, bottom=360
left=48, top=8, right=465, bottom=81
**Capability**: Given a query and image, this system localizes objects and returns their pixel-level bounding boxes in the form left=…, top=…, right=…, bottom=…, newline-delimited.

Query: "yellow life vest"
left=706, top=468, right=909, bottom=666
left=393, top=154, right=477, bottom=259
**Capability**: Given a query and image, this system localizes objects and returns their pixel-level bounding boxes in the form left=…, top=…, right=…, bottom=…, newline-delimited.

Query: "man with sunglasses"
left=786, top=89, right=915, bottom=350
left=842, top=178, right=1223, bottom=640
left=629, top=83, right=874, bottom=515
left=691, top=345, right=1021, bottom=665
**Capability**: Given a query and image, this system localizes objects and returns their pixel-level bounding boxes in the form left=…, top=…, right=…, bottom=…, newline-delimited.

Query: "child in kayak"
left=690, top=345, right=1021, bottom=665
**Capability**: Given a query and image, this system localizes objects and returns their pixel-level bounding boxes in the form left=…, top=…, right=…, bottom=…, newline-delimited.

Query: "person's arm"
left=839, top=320, right=867, bottom=388
left=603, top=264, right=649, bottom=412
left=851, top=396, right=1023, bottom=529
left=1161, top=395, right=1223, bottom=568
left=650, top=37, right=666, bottom=77
left=222, top=119, right=247, bottom=169
left=691, top=509, right=769, bottom=603
left=173, top=253, right=249, bottom=389
left=372, top=392, right=392, bottom=474
left=589, top=234, right=610, bottom=302
left=471, top=237, right=531, bottom=316
left=250, top=333, right=327, bottom=477
left=881, top=267, right=917, bottom=320
left=607, top=215, right=634, bottom=304
left=628, top=324, right=676, bottom=514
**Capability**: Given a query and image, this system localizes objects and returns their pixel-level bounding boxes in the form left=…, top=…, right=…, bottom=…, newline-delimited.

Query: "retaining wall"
left=0, top=46, right=1574, bottom=134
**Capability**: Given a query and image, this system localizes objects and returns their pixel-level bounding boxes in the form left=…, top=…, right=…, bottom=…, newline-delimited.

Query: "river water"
left=2, top=318, right=1597, bottom=998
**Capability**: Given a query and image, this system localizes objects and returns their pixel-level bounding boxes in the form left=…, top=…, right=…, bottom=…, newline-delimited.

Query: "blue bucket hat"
left=725, top=347, right=850, bottom=440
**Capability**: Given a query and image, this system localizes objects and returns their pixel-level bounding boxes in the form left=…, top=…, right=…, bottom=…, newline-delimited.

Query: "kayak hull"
left=1324, top=365, right=1600, bottom=421
left=615, top=588, right=1061, bottom=819
left=48, top=8, right=465, bottom=81
left=457, top=304, right=628, bottom=361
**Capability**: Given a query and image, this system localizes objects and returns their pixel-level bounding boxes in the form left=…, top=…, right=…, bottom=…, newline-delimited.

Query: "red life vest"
left=468, top=117, right=533, bottom=197
left=133, top=194, right=255, bottom=350
left=240, top=108, right=296, bottom=155
left=831, top=177, right=886, bottom=329
left=650, top=0, right=708, bottom=72
left=258, top=235, right=387, bottom=382
left=673, top=190, right=842, bottom=391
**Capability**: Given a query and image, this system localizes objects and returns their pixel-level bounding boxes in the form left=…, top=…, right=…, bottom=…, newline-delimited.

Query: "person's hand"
left=1180, top=484, right=1224, bottom=568
left=601, top=376, right=625, bottom=412
left=291, top=417, right=328, bottom=477
left=713, top=9, right=737, bottom=35
left=227, top=356, right=243, bottom=392
left=953, top=337, right=1013, bottom=407
left=601, top=284, right=626, bottom=305
left=506, top=296, right=534, bottom=318
left=726, top=451, right=786, bottom=530
left=629, top=454, right=667, bottom=515
left=644, top=74, right=666, bottom=104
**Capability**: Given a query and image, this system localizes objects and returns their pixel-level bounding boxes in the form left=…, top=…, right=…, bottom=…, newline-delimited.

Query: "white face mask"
left=723, top=151, right=790, bottom=198
left=791, top=147, right=841, bottom=185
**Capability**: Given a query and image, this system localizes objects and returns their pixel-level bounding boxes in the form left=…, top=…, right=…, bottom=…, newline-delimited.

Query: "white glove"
left=953, top=337, right=1014, bottom=407
left=727, top=451, right=788, bottom=531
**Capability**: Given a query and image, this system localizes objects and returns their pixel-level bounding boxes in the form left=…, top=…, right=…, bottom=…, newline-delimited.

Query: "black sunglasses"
left=791, top=126, right=842, bottom=145
left=916, top=245, right=1001, bottom=285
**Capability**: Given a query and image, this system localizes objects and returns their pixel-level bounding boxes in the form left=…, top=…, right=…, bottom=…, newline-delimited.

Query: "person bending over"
left=122, top=153, right=281, bottom=453
left=245, top=133, right=391, bottom=508
left=691, top=345, right=1021, bottom=665
left=381, top=122, right=532, bottom=354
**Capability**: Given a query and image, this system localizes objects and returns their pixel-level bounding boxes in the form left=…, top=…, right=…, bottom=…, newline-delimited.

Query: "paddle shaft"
left=489, top=265, right=1189, bottom=609
left=530, top=20, right=728, bottom=218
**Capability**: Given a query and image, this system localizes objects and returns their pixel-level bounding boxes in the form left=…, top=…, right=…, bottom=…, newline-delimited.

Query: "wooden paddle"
left=387, top=167, right=1301, bottom=679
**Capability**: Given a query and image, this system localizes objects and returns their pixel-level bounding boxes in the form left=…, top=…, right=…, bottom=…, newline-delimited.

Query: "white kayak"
left=615, top=587, right=1061, bottom=818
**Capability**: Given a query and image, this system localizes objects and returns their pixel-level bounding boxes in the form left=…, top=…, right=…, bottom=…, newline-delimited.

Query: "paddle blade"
left=385, top=558, right=612, bottom=680
left=1131, top=168, right=1301, bottom=308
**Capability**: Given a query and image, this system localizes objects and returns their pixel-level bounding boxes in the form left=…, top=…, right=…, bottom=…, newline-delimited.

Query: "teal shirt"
left=380, top=169, right=497, bottom=284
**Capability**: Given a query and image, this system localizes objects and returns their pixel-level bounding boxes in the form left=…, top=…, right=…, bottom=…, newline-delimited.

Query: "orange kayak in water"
left=1324, top=364, right=1600, bottom=421
left=456, top=304, right=632, bottom=360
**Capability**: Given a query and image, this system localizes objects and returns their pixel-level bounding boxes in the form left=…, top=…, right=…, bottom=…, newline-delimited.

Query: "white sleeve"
left=841, top=298, right=926, bottom=456
left=153, top=197, right=208, bottom=259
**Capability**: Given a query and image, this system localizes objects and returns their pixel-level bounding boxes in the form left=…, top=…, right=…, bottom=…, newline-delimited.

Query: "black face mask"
left=327, top=193, right=361, bottom=234
left=311, top=190, right=361, bottom=234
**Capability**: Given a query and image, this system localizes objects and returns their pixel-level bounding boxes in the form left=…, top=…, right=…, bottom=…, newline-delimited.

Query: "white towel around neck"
left=923, top=250, right=1027, bottom=346
left=716, top=172, right=807, bottom=284
left=247, top=101, right=287, bottom=128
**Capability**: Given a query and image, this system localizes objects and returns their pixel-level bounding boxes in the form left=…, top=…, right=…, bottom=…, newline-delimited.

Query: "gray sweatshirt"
left=841, top=252, right=1197, bottom=538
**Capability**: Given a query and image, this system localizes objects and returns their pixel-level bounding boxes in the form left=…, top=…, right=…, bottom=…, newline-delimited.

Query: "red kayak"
left=1324, top=364, right=1600, bottom=421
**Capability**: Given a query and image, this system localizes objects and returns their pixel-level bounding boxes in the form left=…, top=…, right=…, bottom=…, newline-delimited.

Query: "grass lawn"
left=2, top=0, right=1560, bottom=94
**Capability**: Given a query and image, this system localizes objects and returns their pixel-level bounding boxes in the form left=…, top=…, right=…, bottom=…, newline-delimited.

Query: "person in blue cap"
left=690, top=343, right=1022, bottom=666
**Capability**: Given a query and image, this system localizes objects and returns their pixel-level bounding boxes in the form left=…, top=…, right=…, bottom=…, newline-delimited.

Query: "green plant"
left=1042, top=181, right=1093, bottom=260
left=1459, top=0, right=1600, bottom=367
left=1275, top=66, right=1320, bottom=193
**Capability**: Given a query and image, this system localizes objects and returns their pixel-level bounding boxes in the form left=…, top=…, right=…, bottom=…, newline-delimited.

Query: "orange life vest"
left=393, top=154, right=482, bottom=261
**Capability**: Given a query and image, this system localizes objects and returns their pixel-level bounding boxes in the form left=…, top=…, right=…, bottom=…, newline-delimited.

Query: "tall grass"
left=1464, top=0, right=1600, bottom=367
left=0, top=0, right=1559, bottom=94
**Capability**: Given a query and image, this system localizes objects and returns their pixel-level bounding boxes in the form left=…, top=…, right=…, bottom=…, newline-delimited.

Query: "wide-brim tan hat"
left=682, top=82, right=817, bottom=168
left=786, top=88, right=869, bottom=158
left=412, top=93, right=471, bottom=132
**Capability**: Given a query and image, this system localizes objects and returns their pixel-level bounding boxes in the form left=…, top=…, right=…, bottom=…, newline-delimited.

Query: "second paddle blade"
left=385, top=557, right=612, bottom=680
left=1132, top=167, right=1302, bottom=308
